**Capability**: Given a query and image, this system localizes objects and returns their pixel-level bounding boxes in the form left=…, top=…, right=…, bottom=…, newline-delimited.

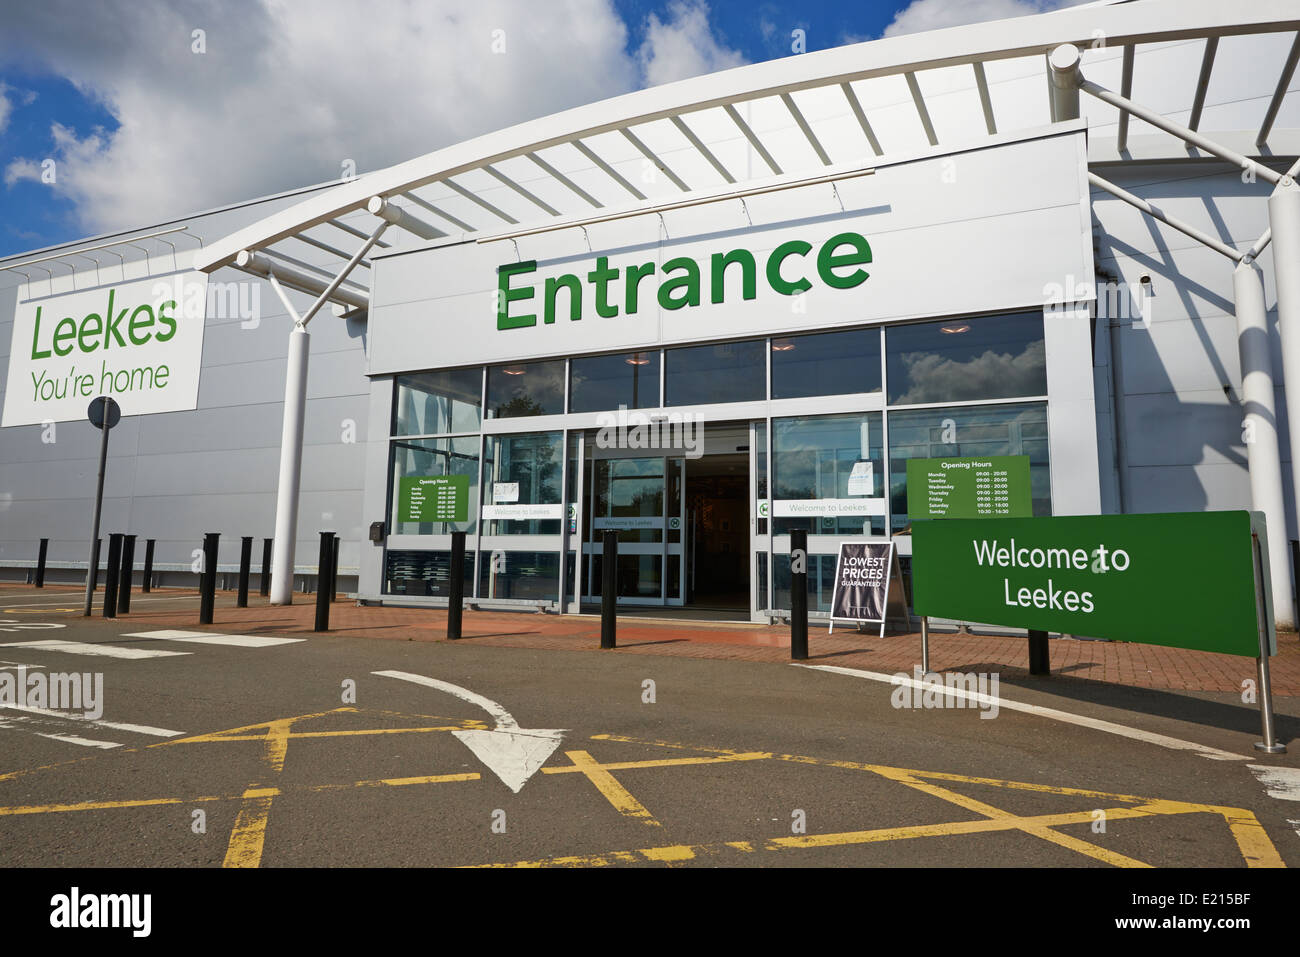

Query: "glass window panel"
left=886, top=312, right=1046, bottom=405
left=570, top=351, right=660, bottom=412
left=771, top=328, right=882, bottom=399
left=772, top=412, right=886, bottom=537
left=484, top=431, right=563, bottom=534
left=886, top=402, right=1052, bottom=534
left=384, top=549, right=475, bottom=597
left=591, top=457, right=665, bottom=544
left=478, top=550, right=560, bottom=600
left=486, top=358, right=566, bottom=418
left=389, top=436, right=479, bottom=535
left=665, top=340, right=765, bottom=406
left=393, top=368, right=482, bottom=435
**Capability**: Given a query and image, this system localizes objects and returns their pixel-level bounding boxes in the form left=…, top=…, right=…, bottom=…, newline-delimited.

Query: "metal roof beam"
left=723, top=104, right=782, bottom=175
left=1090, top=171, right=1242, bottom=261
left=904, top=72, right=938, bottom=146
left=442, top=178, right=519, bottom=224
left=1189, top=36, right=1219, bottom=131
left=780, top=92, right=832, bottom=165
left=620, top=128, right=690, bottom=191
left=1258, top=31, right=1300, bottom=146
left=235, top=250, right=369, bottom=310
left=1080, top=75, right=1283, bottom=184
left=972, top=62, right=996, bottom=135
left=367, top=196, right=446, bottom=240
left=571, top=139, right=647, bottom=200
left=328, top=218, right=392, bottom=248
left=401, top=191, right=475, bottom=232
left=292, top=233, right=371, bottom=269
left=482, top=164, right=561, bottom=216
left=670, top=115, right=735, bottom=184
left=1117, top=45, right=1135, bottom=152
left=839, top=82, right=883, bottom=156
left=525, top=152, right=603, bottom=208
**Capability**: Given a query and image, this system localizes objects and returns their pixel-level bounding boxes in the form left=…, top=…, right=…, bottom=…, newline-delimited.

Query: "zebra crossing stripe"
left=121, top=630, right=306, bottom=648
left=0, top=640, right=189, bottom=660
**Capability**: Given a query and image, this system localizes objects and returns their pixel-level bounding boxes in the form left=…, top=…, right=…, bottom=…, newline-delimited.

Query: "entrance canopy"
left=194, top=0, right=1300, bottom=310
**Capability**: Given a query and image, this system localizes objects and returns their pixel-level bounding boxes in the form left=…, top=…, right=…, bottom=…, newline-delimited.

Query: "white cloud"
left=3, top=157, right=42, bottom=187
left=636, top=0, right=747, bottom=88
left=0, top=86, right=10, bottom=134
left=0, top=0, right=670, bottom=234
left=882, top=0, right=1091, bottom=38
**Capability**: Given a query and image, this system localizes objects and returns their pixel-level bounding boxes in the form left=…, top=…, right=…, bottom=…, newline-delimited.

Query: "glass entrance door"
left=584, top=454, right=684, bottom=605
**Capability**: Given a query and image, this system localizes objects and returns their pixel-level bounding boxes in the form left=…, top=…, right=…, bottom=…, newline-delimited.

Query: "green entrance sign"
left=398, top=475, right=469, bottom=523
left=906, top=455, right=1031, bottom=520
left=911, top=510, right=1274, bottom=658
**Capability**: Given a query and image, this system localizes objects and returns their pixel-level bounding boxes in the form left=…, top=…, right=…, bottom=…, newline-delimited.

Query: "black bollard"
left=199, top=533, right=219, bottom=625
left=237, top=536, right=253, bottom=608
left=260, top=537, right=273, bottom=597
left=117, top=534, right=136, bottom=614
left=141, top=539, right=155, bottom=593
left=102, top=534, right=123, bottom=620
left=601, top=529, right=618, bottom=649
left=35, top=538, right=48, bottom=588
left=1028, top=629, right=1050, bottom=676
left=330, top=535, right=341, bottom=602
left=790, top=529, right=809, bottom=661
left=448, top=531, right=466, bottom=639
left=314, top=532, right=334, bottom=632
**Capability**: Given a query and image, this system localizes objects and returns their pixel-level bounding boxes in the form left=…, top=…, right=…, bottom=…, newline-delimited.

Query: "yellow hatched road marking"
left=563, top=750, right=662, bottom=828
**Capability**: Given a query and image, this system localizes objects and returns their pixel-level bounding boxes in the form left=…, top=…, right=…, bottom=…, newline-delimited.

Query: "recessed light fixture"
left=771, top=339, right=796, bottom=351
left=940, top=324, right=970, bottom=335
left=502, top=365, right=527, bottom=375
left=625, top=352, right=651, bottom=366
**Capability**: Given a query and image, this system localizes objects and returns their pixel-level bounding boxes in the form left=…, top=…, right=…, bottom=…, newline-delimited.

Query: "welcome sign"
left=2, top=271, right=208, bottom=427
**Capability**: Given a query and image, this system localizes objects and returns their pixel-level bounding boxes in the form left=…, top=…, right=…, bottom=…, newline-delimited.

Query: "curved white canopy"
left=194, top=0, right=1300, bottom=312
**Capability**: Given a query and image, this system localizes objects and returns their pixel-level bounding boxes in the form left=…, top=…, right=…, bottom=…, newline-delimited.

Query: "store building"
left=3, top=0, right=1299, bottom=626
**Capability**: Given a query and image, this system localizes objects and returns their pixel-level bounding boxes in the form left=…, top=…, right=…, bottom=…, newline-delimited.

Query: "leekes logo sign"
left=2, top=272, right=208, bottom=427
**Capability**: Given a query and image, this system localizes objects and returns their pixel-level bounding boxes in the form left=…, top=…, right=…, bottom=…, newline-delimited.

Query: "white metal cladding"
left=190, top=0, right=1300, bottom=305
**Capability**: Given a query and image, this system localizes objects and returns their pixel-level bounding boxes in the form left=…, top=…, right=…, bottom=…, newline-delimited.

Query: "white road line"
left=1248, top=764, right=1300, bottom=801
left=34, top=733, right=121, bottom=749
left=121, top=629, right=305, bottom=648
left=0, top=640, right=190, bottom=660
left=0, top=716, right=123, bottom=749
left=794, top=662, right=1249, bottom=762
left=0, top=705, right=182, bottom=738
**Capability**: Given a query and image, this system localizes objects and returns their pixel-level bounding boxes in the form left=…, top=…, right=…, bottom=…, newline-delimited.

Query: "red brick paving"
left=9, top=584, right=1295, bottom=697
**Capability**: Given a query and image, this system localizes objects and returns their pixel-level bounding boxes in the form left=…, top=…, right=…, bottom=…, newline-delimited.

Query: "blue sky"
left=0, top=0, right=1060, bottom=259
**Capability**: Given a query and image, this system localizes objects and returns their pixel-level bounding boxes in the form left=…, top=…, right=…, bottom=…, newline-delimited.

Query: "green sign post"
left=911, top=510, right=1273, bottom=657
left=906, top=455, right=1032, bottom=520
left=397, top=475, right=469, bottom=523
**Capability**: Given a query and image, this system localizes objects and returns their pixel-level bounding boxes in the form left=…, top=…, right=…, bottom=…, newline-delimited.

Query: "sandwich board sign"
left=828, top=540, right=907, bottom=637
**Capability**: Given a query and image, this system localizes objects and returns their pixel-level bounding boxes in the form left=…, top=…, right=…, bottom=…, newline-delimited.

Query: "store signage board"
left=911, top=511, right=1275, bottom=657
left=774, top=498, right=886, bottom=517
left=398, top=475, right=469, bottom=523
left=906, top=455, right=1031, bottom=520
left=828, top=540, right=906, bottom=637
left=3, top=271, right=209, bottom=427
left=481, top=503, right=565, bottom=520
left=368, top=128, right=1092, bottom=374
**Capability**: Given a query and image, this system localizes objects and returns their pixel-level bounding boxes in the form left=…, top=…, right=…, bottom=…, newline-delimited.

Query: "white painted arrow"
left=373, top=671, right=564, bottom=793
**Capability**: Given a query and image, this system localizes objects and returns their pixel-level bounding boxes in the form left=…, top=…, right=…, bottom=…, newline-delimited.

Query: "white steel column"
left=1235, top=260, right=1294, bottom=628
left=1270, top=177, right=1300, bottom=616
left=270, top=323, right=310, bottom=604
